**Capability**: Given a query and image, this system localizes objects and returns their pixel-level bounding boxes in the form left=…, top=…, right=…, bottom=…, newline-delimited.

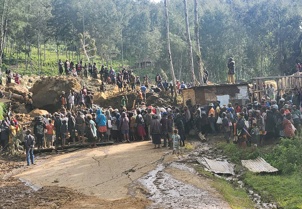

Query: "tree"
left=164, top=0, right=177, bottom=101
left=194, top=0, right=205, bottom=85
left=183, top=0, right=196, bottom=85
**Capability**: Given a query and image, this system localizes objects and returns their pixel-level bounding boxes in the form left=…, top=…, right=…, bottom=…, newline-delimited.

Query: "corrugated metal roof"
left=241, top=157, right=278, bottom=173
left=197, top=157, right=235, bottom=175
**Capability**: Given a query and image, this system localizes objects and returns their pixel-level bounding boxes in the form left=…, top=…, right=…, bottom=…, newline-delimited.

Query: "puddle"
left=19, top=178, right=42, bottom=192
left=138, top=164, right=229, bottom=209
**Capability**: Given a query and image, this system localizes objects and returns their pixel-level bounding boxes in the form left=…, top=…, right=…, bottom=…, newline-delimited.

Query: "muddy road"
left=1, top=141, right=233, bottom=209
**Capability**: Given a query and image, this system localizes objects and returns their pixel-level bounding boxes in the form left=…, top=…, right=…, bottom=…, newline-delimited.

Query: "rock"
left=31, top=76, right=81, bottom=110
left=29, top=109, right=49, bottom=117
left=15, top=113, right=33, bottom=122
left=5, top=83, right=29, bottom=96
left=12, top=103, right=28, bottom=114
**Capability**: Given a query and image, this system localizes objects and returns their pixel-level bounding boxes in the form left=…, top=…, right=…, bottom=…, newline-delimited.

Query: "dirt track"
left=1, top=141, right=231, bottom=209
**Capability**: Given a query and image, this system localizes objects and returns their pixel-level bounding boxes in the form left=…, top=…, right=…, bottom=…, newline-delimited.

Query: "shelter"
left=252, top=72, right=302, bottom=102
left=134, top=59, right=153, bottom=69
left=182, top=83, right=249, bottom=106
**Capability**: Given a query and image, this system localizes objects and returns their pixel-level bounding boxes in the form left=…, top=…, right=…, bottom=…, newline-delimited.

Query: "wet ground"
left=1, top=140, right=234, bottom=209
left=138, top=163, right=230, bottom=209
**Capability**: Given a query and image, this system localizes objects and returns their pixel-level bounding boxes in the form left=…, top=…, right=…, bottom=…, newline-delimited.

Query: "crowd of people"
left=196, top=89, right=301, bottom=147
left=58, top=59, right=199, bottom=99
left=1, top=59, right=301, bottom=167
left=2, top=84, right=300, bottom=166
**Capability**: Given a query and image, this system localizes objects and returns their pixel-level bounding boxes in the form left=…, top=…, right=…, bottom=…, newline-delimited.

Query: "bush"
left=217, top=142, right=261, bottom=163
left=264, top=138, right=302, bottom=174
left=0, top=102, right=6, bottom=120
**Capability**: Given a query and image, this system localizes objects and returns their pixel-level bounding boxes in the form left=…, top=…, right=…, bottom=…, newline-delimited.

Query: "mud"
left=138, top=164, right=230, bottom=209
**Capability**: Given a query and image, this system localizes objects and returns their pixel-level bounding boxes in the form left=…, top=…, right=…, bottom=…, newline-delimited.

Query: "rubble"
left=28, top=109, right=49, bottom=117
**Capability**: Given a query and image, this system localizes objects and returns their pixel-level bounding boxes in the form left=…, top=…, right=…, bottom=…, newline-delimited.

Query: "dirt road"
left=5, top=141, right=232, bottom=209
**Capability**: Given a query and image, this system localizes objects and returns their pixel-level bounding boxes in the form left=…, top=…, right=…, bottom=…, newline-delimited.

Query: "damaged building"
left=182, top=83, right=250, bottom=106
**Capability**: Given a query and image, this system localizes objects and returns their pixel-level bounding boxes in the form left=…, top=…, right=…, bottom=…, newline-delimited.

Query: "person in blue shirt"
left=95, top=109, right=107, bottom=141
left=140, top=85, right=147, bottom=101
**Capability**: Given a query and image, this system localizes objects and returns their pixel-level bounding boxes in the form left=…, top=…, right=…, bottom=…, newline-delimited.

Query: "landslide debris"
left=31, top=76, right=81, bottom=110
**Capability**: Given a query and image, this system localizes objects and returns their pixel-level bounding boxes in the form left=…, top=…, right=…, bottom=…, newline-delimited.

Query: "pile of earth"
left=146, top=90, right=175, bottom=107
left=31, top=76, right=82, bottom=112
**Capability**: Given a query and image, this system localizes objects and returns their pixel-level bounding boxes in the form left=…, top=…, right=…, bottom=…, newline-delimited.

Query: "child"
left=250, top=123, right=260, bottom=146
left=172, top=129, right=181, bottom=155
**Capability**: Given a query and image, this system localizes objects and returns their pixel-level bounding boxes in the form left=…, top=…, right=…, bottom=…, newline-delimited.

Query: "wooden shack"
left=182, top=83, right=249, bottom=106
left=252, top=73, right=302, bottom=102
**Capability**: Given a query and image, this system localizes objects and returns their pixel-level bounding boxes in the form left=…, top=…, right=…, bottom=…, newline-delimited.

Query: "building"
left=182, top=83, right=249, bottom=106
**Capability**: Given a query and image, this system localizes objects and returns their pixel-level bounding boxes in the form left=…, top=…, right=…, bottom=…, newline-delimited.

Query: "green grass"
left=195, top=167, right=254, bottom=209
left=243, top=172, right=302, bottom=209
left=2, top=44, right=158, bottom=78
left=217, top=139, right=302, bottom=209
left=0, top=102, right=6, bottom=120
left=216, top=142, right=262, bottom=163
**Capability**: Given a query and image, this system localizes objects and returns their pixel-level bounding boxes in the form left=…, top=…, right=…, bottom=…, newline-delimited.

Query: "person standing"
left=24, top=130, right=35, bottom=166
left=172, top=129, right=181, bottom=155
left=140, top=84, right=147, bottom=102
left=136, top=110, right=146, bottom=141
left=58, top=59, right=64, bottom=75
left=45, top=119, right=54, bottom=148
left=86, top=115, right=97, bottom=147
left=96, top=109, right=107, bottom=142
left=160, top=112, right=169, bottom=147
left=54, top=113, right=62, bottom=150
left=174, top=110, right=185, bottom=147
left=227, top=57, right=235, bottom=84
left=150, top=115, right=161, bottom=149
left=34, top=117, right=46, bottom=150
left=68, top=91, right=75, bottom=111
left=121, top=96, right=128, bottom=108
left=76, top=112, right=86, bottom=143
left=120, top=112, right=130, bottom=143
left=60, top=119, right=68, bottom=147
left=67, top=112, right=76, bottom=144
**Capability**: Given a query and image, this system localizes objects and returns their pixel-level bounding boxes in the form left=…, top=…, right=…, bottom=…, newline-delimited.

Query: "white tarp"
left=217, top=95, right=230, bottom=107
left=241, top=157, right=278, bottom=173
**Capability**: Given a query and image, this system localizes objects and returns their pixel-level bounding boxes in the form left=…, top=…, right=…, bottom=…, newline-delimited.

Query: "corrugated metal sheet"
left=197, top=157, right=235, bottom=175
left=241, top=157, right=278, bottom=173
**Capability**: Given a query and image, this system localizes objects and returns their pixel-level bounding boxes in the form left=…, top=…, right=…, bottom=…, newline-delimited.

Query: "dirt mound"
left=29, top=109, right=49, bottom=117
left=5, top=83, right=29, bottom=96
left=146, top=91, right=174, bottom=107
left=14, top=113, right=33, bottom=124
left=94, top=92, right=137, bottom=109
left=31, top=76, right=81, bottom=110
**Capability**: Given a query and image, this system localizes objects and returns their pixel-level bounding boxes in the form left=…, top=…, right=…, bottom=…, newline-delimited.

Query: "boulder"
left=31, top=76, right=81, bottom=110
left=11, top=102, right=28, bottom=114
left=29, top=109, right=49, bottom=117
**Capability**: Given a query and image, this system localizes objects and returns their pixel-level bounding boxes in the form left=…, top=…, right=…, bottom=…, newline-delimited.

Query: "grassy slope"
left=218, top=142, right=302, bottom=209
left=195, top=167, right=254, bottom=209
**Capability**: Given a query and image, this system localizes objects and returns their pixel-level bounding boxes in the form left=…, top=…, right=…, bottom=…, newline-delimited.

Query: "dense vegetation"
left=1, top=0, right=302, bottom=81
left=219, top=137, right=302, bottom=208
